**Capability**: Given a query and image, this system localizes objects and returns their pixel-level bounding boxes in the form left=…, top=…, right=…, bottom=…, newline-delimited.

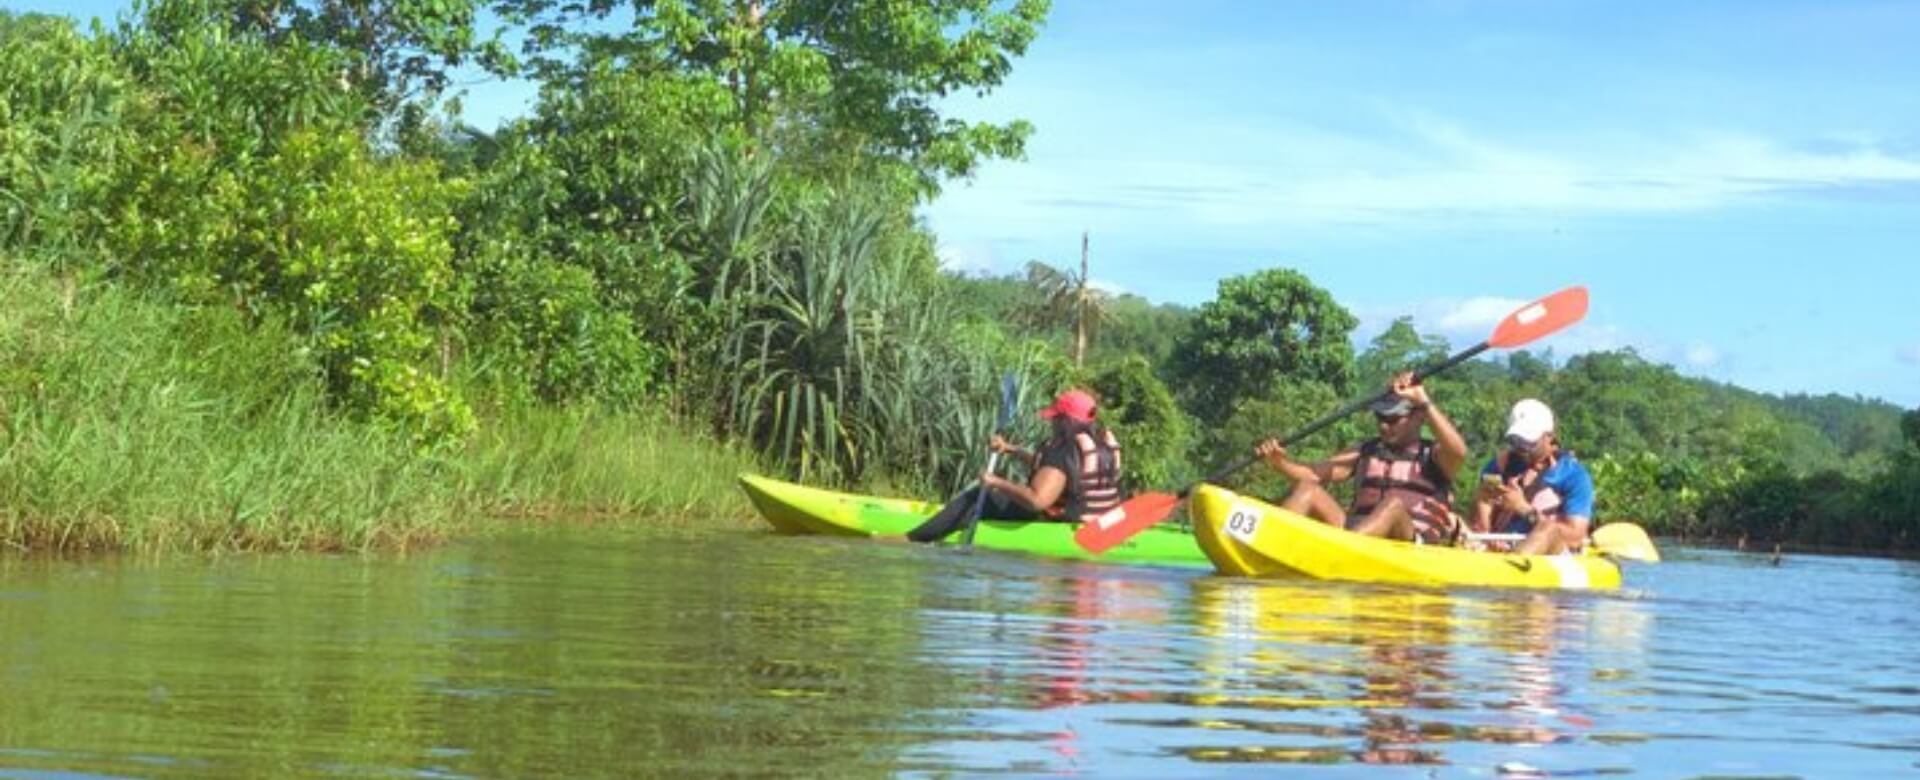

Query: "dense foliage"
left=2, top=1, right=1916, bottom=553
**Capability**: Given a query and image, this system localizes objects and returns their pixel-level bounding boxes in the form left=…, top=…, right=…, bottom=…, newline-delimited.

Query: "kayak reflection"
left=1181, top=579, right=1652, bottom=767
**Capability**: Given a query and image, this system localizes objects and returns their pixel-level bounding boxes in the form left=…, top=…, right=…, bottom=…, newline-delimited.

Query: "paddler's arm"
left=1256, top=440, right=1360, bottom=484
left=1470, top=488, right=1496, bottom=533
left=1396, top=372, right=1467, bottom=478
left=1423, top=401, right=1468, bottom=479
left=982, top=467, right=1066, bottom=513
left=1470, top=459, right=1502, bottom=533
left=990, top=434, right=1038, bottom=470
left=1560, top=465, right=1596, bottom=540
left=1319, top=447, right=1363, bottom=483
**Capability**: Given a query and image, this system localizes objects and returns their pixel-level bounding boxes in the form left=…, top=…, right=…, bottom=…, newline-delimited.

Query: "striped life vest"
left=1352, top=438, right=1457, bottom=544
left=1048, top=429, right=1124, bottom=522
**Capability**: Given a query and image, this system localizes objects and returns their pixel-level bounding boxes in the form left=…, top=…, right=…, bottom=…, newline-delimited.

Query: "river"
left=3, top=524, right=1917, bottom=778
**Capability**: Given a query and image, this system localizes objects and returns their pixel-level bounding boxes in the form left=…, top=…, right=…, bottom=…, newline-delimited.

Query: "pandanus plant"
left=691, top=142, right=1048, bottom=487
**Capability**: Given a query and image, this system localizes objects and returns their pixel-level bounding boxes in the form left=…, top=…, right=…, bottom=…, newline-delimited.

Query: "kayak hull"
left=1190, top=484, right=1621, bottom=590
left=738, top=473, right=1211, bottom=568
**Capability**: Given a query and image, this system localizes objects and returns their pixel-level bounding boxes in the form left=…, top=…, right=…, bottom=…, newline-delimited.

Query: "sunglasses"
left=1505, top=434, right=1545, bottom=453
left=1374, top=413, right=1411, bottom=424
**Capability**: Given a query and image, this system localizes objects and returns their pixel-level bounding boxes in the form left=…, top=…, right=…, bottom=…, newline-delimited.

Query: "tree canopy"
left=491, top=0, right=1049, bottom=190
left=1168, top=268, right=1357, bottom=427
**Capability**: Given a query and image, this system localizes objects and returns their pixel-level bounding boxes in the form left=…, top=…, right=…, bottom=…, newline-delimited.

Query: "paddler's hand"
left=1389, top=371, right=1430, bottom=408
left=988, top=434, right=1014, bottom=454
left=981, top=473, right=1010, bottom=493
left=1476, top=474, right=1504, bottom=502
left=1254, top=438, right=1290, bottom=469
left=1495, top=483, right=1532, bottom=516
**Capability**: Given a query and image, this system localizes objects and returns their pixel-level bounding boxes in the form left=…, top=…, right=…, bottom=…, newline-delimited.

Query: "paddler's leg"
left=1281, top=480, right=1348, bottom=528
left=1513, top=517, right=1587, bottom=555
left=900, top=487, right=985, bottom=542
left=894, top=486, right=1040, bottom=543
left=1346, top=496, right=1415, bottom=541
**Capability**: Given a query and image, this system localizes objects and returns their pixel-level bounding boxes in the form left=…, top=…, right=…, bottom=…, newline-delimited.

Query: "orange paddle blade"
left=1074, top=492, right=1182, bottom=555
left=1488, top=286, right=1588, bottom=349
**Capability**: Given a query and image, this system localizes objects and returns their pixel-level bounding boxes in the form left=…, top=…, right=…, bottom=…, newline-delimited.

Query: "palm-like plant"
left=1021, top=231, right=1113, bottom=367
left=721, top=189, right=882, bottom=481
left=690, top=144, right=1059, bottom=487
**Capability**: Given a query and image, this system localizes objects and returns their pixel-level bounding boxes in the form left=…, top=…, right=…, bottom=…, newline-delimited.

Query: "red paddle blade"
left=1488, top=286, right=1588, bottom=349
left=1074, top=492, right=1181, bottom=554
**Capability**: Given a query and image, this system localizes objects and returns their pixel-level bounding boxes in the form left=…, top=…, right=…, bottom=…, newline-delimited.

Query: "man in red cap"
left=902, top=388, right=1128, bottom=542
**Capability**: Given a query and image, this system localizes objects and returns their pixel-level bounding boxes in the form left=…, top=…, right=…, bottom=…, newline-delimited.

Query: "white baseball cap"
left=1505, top=398, right=1555, bottom=443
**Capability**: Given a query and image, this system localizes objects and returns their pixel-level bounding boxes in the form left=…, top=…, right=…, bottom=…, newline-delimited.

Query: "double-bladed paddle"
left=1074, top=286, right=1591, bottom=555
left=1590, top=522, right=1660, bottom=562
left=959, top=373, right=1021, bottom=549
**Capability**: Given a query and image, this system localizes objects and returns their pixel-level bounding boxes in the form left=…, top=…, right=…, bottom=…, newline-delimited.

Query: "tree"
left=1020, top=232, right=1112, bottom=367
left=133, top=0, right=504, bottom=126
left=0, top=12, right=130, bottom=261
left=1356, top=316, right=1448, bottom=386
left=1087, top=356, right=1191, bottom=490
left=1168, top=268, right=1357, bottom=427
left=1904, top=408, right=1920, bottom=449
left=1094, top=294, right=1190, bottom=367
left=1506, top=349, right=1553, bottom=385
left=1774, top=392, right=1907, bottom=458
left=1213, top=378, right=1357, bottom=499
left=491, top=0, right=1050, bottom=190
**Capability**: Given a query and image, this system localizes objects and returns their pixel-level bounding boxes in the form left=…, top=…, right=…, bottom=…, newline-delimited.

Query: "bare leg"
left=1281, top=481, right=1348, bottom=528
left=1514, top=520, right=1571, bottom=555
left=1347, top=497, right=1416, bottom=541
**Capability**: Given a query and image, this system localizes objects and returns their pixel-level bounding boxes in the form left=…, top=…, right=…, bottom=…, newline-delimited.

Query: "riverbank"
left=0, top=265, right=762, bottom=554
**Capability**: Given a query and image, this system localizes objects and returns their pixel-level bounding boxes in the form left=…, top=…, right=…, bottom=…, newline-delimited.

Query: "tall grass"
left=0, top=261, right=761, bottom=554
left=448, top=403, right=758, bottom=526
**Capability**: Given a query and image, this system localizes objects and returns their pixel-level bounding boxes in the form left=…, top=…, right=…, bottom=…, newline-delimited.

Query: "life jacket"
left=1045, top=428, right=1124, bottom=522
left=1490, top=450, right=1579, bottom=551
left=1352, top=438, right=1457, bottom=544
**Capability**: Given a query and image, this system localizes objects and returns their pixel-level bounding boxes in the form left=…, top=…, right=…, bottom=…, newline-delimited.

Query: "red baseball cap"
left=1038, top=389, right=1097, bottom=423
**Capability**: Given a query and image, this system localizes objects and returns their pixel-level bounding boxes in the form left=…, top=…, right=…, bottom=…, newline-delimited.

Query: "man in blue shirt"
left=1472, top=399, right=1595, bottom=555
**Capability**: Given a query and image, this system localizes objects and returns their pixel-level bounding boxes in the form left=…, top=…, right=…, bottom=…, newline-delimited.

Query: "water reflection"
left=1184, top=581, right=1455, bottom=766
left=1173, top=579, right=1663, bottom=770
left=5, top=532, right=1920, bottom=777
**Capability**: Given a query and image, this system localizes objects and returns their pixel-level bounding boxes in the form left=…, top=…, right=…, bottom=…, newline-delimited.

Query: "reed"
left=0, top=263, right=762, bottom=554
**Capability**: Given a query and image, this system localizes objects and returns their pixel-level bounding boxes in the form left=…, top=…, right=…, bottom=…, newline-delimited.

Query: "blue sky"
left=14, top=0, right=1920, bottom=406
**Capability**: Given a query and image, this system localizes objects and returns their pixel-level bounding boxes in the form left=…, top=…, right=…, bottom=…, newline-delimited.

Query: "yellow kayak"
left=1190, top=484, right=1622, bottom=590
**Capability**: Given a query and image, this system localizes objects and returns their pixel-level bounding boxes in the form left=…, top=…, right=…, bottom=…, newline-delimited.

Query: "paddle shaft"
left=1182, top=341, right=1492, bottom=498
left=960, top=373, right=1021, bottom=549
left=958, top=451, right=1001, bottom=547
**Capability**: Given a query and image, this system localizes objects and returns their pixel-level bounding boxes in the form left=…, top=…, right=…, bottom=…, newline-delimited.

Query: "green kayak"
left=737, top=473, right=1210, bottom=568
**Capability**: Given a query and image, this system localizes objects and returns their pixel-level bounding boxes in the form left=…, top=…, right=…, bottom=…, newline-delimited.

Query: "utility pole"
left=1076, top=230, right=1090, bottom=367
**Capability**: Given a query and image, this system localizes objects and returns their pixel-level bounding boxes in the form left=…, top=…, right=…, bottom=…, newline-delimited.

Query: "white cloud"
left=1359, top=295, right=1735, bottom=382
left=936, top=244, right=995, bottom=275
left=1684, top=343, right=1724, bottom=369
left=1435, top=296, right=1529, bottom=332
left=924, top=110, right=1920, bottom=236
left=1551, top=322, right=1632, bottom=357
left=1355, top=294, right=1637, bottom=365
left=1900, top=344, right=1920, bottom=366
left=1353, top=296, right=1531, bottom=346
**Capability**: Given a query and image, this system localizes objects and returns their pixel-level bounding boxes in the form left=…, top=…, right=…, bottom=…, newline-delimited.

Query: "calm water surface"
left=2, top=525, right=1918, bottom=778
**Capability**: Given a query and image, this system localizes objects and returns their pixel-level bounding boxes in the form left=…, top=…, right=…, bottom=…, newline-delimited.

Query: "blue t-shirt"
left=1482, top=450, right=1595, bottom=519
